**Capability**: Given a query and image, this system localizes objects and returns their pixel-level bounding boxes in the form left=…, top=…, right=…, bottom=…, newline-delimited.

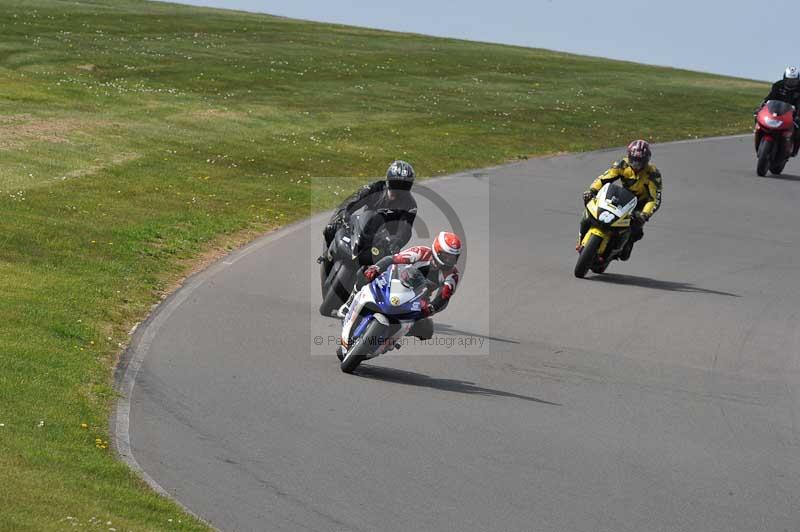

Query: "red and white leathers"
left=366, top=245, right=460, bottom=315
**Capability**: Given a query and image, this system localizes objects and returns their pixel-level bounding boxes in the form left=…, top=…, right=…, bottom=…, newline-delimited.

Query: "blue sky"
left=165, top=0, right=794, bottom=82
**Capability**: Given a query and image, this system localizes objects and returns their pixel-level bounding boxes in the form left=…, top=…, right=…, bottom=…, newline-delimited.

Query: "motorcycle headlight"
left=764, top=117, right=783, bottom=128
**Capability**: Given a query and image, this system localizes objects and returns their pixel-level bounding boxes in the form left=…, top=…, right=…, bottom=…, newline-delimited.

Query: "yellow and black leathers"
left=579, top=157, right=663, bottom=260
left=589, top=157, right=663, bottom=217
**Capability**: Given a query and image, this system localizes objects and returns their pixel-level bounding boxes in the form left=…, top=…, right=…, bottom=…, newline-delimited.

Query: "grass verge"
left=0, top=0, right=766, bottom=529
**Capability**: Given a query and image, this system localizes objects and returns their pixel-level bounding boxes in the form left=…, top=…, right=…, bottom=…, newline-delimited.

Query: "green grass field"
left=0, top=0, right=767, bottom=529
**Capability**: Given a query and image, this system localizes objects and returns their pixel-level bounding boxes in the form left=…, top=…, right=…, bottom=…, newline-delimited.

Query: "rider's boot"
left=619, top=241, right=634, bottom=261
left=318, top=240, right=334, bottom=264
left=408, top=317, right=434, bottom=341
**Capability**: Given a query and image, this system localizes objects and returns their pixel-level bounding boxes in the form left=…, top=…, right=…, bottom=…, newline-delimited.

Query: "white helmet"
left=784, top=66, right=799, bottom=89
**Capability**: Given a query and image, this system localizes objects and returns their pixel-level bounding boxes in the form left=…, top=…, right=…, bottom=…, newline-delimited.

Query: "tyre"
left=319, top=263, right=352, bottom=316
left=757, top=138, right=773, bottom=177
left=340, top=320, right=384, bottom=373
left=770, top=159, right=787, bottom=175
left=319, top=240, right=334, bottom=293
left=574, top=234, right=602, bottom=279
left=319, top=256, right=331, bottom=294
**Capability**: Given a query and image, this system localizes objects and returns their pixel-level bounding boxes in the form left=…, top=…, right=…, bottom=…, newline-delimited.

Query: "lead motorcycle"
left=319, top=210, right=395, bottom=316
left=337, top=264, right=431, bottom=373
left=575, top=183, right=638, bottom=278
left=754, top=100, right=796, bottom=176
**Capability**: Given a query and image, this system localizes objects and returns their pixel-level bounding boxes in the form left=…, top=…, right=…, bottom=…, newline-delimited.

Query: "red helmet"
left=432, top=231, right=461, bottom=268
left=626, top=139, right=651, bottom=171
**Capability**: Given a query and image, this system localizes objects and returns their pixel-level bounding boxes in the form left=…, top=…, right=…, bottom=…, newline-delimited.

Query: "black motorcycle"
left=319, top=210, right=396, bottom=316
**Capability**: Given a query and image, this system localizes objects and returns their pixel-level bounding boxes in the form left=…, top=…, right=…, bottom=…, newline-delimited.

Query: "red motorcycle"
left=754, top=100, right=796, bottom=176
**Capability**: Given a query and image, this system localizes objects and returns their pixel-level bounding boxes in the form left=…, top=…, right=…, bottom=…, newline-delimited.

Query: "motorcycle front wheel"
left=319, top=262, right=352, bottom=317
left=757, top=138, right=773, bottom=177
left=574, top=234, right=602, bottom=279
left=340, top=320, right=384, bottom=373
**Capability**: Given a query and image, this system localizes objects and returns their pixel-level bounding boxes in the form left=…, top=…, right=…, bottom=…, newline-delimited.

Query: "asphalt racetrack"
left=118, top=136, right=800, bottom=532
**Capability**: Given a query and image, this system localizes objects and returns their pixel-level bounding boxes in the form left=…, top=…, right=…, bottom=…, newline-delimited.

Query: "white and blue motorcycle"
left=338, top=264, right=431, bottom=373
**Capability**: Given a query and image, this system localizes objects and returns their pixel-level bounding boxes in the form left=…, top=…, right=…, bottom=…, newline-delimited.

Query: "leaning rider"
left=759, top=66, right=800, bottom=156
left=322, top=160, right=417, bottom=258
left=341, top=232, right=462, bottom=341
left=580, top=140, right=662, bottom=261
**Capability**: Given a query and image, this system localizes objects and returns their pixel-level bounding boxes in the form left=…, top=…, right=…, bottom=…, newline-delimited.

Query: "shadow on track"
left=434, top=323, right=520, bottom=345
left=762, top=173, right=800, bottom=182
left=356, top=365, right=560, bottom=405
left=589, top=273, right=740, bottom=297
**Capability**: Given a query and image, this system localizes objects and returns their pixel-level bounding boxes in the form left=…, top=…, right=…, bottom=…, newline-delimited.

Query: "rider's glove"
left=323, top=223, right=337, bottom=241
left=632, top=211, right=649, bottom=224
left=582, top=189, right=596, bottom=204
left=364, top=265, right=380, bottom=281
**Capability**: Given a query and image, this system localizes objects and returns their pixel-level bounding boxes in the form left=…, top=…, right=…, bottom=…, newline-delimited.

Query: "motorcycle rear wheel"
left=757, top=138, right=773, bottom=177
left=574, top=234, right=602, bottom=279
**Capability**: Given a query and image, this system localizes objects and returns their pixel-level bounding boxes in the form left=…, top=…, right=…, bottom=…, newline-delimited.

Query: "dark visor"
left=387, top=179, right=413, bottom=191
left=439, top=253, right=458, bottom=267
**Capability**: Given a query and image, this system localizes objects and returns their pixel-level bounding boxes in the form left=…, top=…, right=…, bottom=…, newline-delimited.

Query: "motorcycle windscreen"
left=349, top=210, right=386, bottom=264
left=598, top=183, right=637, bottom=213
left=370, top=265, right=428, bottom=318
left=765, top=100, right=795, bottom=116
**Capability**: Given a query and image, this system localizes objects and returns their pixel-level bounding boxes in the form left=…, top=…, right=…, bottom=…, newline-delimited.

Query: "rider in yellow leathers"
left=580, top=139, right=662, bottom=260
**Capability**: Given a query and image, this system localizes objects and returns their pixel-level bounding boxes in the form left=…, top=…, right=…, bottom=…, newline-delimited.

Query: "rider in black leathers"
left=322, top=160, right=417, bottom=256
left=759, top=66, right=800, bottom=156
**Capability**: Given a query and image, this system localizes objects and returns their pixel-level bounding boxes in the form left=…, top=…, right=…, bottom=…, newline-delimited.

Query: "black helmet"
left=386, top=160, right=415, bottom=191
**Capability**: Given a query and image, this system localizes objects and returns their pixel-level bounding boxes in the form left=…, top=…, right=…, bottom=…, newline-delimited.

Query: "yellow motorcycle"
left=575, top=183, right=638, bottom=278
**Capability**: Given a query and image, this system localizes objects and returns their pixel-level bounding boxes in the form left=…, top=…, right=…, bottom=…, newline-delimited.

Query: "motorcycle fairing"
left=340, top=265, right=427, bottom=355
left=596, top=184, right=637, bottom=226
left=370, top=272, right=426, bottom=315
left=755, top=100, right=796, bottom=152
left=581, top=183, right=637, bottom=255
